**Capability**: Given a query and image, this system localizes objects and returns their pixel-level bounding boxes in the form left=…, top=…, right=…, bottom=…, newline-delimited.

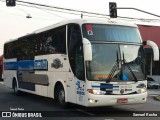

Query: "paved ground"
left=148, top=89, right=160, bottom=95
left=0, top=81, right=160, bottom=120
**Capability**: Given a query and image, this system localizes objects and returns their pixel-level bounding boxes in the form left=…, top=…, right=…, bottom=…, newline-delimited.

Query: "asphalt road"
left=0, top=82, right=160, bottom=120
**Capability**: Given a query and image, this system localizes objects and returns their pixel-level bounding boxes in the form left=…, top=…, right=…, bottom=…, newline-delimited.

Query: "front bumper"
left=86, top=92, right=147, bottom=107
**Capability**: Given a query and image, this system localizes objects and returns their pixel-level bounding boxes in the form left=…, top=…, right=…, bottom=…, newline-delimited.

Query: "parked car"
left=147, top=77, right=160, bottom=89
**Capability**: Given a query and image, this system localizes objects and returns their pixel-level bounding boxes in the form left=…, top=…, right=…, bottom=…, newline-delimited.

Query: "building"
left=138, top=24, right=160, bottom=82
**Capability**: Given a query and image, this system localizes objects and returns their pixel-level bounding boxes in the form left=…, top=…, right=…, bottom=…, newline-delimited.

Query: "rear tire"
left=13, top=80, right=21, bottom=96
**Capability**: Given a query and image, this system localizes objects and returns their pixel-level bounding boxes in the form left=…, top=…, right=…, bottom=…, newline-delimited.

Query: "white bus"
left=3, top=19, right=159, bottom=107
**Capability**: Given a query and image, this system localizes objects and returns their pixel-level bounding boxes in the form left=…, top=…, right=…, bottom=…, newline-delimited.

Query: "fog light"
left=142, top=97, right=147, bottom=101
left=88, top=99, right=97, bottom=103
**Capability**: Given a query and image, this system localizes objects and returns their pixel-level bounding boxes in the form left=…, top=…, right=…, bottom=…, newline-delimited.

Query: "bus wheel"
left=57, top=85, right=68, bottom=108
left=13, top=80, right=21, bottom=96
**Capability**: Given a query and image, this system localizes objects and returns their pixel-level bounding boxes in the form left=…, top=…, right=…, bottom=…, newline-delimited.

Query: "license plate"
left=117, top=98, right=128, bottom=103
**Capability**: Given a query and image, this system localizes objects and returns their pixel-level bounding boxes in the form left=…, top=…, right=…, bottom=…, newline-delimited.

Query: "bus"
left=3, top=19, right=159, bottom=107
left=0, top=55, right=3, bottom=81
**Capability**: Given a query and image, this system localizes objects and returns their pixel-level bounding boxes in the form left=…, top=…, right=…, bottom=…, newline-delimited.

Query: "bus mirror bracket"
left=143, top=40, right=159, bottom=61
left=83, top=38, right=92, bottom=61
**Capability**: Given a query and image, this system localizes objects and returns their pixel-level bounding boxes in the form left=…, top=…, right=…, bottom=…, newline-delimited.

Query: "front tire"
left=56, top=84, right=68, bottom=108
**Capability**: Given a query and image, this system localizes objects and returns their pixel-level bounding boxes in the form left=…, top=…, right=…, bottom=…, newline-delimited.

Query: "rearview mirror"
left=143, top=40, right=159, bottom=61
left=83, top=38, right=92, bottom=61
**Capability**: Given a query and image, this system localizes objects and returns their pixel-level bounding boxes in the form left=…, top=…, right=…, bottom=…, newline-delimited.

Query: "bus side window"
left=40, top=26, right=66, bottom=54
left=4, top=43, right=11, bottom=59
left=68, top=24, right=85, bottom=80
left=52, top=26, right=66, bottom=54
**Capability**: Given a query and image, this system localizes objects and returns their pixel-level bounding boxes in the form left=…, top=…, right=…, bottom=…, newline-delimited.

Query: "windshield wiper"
left=106, top=52, right=138, bottom=83
left=122, top=53, right=138, bottom=82
left=106, top=51, right=120, bottom=83
left=106, top=61, right=120, bottom=83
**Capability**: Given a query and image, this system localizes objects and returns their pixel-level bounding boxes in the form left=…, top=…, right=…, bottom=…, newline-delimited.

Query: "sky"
left=0, top=0, right=160, bottom=55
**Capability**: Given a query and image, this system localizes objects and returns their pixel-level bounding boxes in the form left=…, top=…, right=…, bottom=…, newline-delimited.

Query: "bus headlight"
left=140, top=88, right=147, bottom=93
left=138, top=88, right=147, bottom=93
left=87, top=89, right=106, bottom=95
left=136, top=83, right=147, bottom=93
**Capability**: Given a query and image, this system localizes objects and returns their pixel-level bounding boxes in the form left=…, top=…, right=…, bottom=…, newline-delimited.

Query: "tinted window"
left=82, top=24, right=141, bottom=43
left=4, top=36, right=34, bottom=59
left=4, top=42, right=12, bottom=59
left=35, top=26, right=66, bottom=55
left=68, top=24, right=85, bottom=80
left=4, top=26, right=66, bottom=59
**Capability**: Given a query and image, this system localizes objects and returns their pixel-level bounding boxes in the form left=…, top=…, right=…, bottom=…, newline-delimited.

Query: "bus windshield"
left=86, top=44, right=146, bottom=81
left=82, top=24, right=141, bottom=43
left=82, top=24, right=145, bottom=81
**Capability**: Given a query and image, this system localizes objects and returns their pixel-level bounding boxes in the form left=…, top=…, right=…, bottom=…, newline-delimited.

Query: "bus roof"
left=4, top=18, right=138, bottom=44
left=34, top=18, right=138, bottom=33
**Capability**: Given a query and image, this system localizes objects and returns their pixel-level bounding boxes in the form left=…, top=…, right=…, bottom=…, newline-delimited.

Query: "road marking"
left=76, top=109, right=95, bottom=116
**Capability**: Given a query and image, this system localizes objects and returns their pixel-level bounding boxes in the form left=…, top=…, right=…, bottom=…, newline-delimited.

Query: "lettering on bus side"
left=76, top=81, right=85, bottom=95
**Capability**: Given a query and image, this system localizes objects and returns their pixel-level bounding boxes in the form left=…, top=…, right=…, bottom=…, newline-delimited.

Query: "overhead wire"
left=0, top=0, right=160, bottom=53
left=0, top=8, right=63, bottom=20
left=0, top=2, right=66, bottom=20
left=17, top=5, right=28, bottom=14
left=0, top=0, right=160, bottom=21
left=17, top=0, right=110, bottom=17
left=17, top=3, right=83, bottom=17
left=0, top=0, right=149, bottom=20
left=17, top=3, right=108, bottom=19
left=0, top=0, right=67, bottom=20
left=1, top=1, right=108, bottom=20
left=16, top=3, right=68, bottom=19
left=0, top=0, right=91, bottom=19
left=24, top=4, right=68, bottom=19
left=16, top=0, right=160, bottom=21
left=0, top=8, right=27, bottom=17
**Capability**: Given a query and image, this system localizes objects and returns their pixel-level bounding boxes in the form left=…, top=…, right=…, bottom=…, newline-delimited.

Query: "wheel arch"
left=12, top=77, right=18, bottom=89
left=54, top=80, right=68, bottom=102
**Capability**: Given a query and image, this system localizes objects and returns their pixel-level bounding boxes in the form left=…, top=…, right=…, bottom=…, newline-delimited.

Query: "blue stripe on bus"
left=4, top=59, right=48, bottom=70
left=92, top=85, right=119, bottom=89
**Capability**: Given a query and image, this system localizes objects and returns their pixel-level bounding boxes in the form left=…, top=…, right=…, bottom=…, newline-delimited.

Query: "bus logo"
left=52, top=59, right=62, bottom=69
left=120, top=89, right=124, bottom=94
